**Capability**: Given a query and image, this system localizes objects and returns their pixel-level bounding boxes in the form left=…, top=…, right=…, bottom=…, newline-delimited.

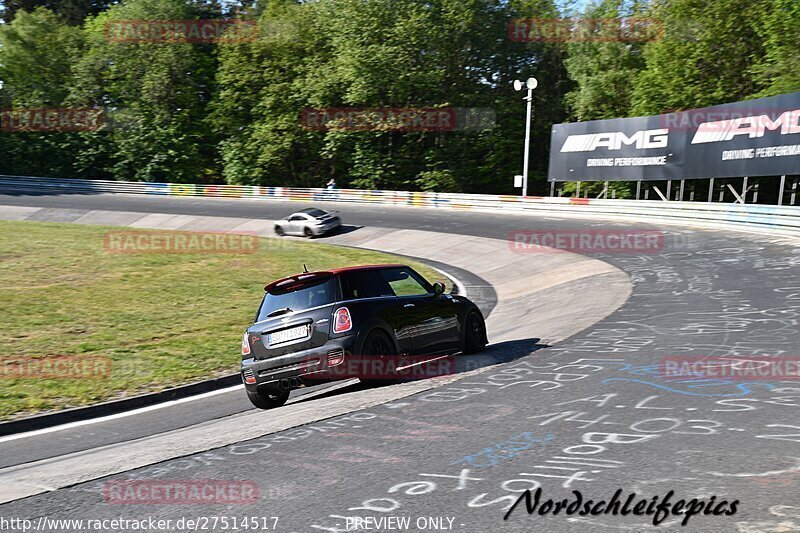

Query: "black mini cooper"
left=241, top=264, right=487, bottom=409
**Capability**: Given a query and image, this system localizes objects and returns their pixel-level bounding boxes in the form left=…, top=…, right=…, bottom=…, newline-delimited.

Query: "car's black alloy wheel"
left=359, top=330, right=395, bottom=385
left=365, top=330, right=393, bottom=356
left=463, top=309, right=487, bottom=354
left=274, top=225, right=284, bottom=236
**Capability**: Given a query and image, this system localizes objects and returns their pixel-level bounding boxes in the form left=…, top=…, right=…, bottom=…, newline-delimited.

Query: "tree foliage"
left=1, top=0, right=113, bottom=25
left=0, top=0, right=797, bottom=191
left=631, top=0, right=768, bottom=114
left=563, top=0, right=648, bottom=120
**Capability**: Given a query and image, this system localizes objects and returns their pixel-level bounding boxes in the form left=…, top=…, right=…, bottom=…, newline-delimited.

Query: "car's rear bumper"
left=241, top=334, right=356, bottom=392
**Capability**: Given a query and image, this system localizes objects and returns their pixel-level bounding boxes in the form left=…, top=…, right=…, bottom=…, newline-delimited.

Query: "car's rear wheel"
left=359, top=329, right=395, bottom=385
left=463, top=309, right=487, bottom=354
left=247, top=387, right=289, bottom=410
left=274, top=225, right=285, bottom=236
left=364, top=330, right=393, bottom=357
left=304, top=227, right=314, bottom=238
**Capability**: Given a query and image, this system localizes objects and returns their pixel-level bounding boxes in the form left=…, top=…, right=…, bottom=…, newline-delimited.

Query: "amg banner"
left=547, top=92, right=800, bottom=181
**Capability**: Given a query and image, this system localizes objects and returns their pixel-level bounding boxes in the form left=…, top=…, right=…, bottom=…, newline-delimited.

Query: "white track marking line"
left=0, top=377, right=362, bottom=444
left=0, top=385, right=244, bottom=443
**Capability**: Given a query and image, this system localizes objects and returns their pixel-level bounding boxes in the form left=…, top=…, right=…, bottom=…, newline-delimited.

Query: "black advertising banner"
left=547, top=92, right=800, bottom=181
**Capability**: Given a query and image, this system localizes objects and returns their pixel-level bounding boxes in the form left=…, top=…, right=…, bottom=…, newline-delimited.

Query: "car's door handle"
left=404, top=304, right=415, bottom=308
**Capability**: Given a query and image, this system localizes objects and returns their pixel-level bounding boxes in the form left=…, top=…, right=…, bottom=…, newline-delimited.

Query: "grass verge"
left=0, top=220, right=444, bottom=420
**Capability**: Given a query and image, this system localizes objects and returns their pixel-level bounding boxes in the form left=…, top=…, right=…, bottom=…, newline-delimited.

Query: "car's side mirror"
left=433, top=281, right=446, bottom=295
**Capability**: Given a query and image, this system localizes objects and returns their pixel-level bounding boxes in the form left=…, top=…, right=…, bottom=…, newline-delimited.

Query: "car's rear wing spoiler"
left=264, top=272, right=333, bottom=294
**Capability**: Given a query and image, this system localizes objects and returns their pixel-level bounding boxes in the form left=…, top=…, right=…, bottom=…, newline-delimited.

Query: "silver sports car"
left=273, top=208, right=341, bottom=238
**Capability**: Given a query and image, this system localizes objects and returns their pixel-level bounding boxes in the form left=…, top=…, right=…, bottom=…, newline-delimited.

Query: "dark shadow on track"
left=320, top=224, right=362, bottom=237
left=289, top=338, right=548, bottom=405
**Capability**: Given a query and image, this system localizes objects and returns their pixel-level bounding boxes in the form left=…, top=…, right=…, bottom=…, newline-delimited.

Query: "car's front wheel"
left=463, top=309, right=487, bottom=354
left=274, top=225, right=285, bottom=236
left=247, top=387, right=289, bottom=409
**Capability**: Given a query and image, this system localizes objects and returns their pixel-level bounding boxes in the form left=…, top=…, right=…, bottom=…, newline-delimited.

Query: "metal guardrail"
left=1, top=174, right=799, bottom=236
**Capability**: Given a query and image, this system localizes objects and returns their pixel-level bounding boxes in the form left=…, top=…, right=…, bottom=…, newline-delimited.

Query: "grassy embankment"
left=0, top=220, right=442, bottom=420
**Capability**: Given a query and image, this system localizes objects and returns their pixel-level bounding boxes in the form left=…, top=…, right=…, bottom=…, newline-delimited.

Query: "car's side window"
left=289, top=215, right=305, bottom=221
left=381, top=268, right=430, bottom=297
left=340, top=271, right=395, bottom=299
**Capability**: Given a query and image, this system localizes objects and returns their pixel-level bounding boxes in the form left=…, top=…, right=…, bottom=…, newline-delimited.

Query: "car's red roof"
left=327, top=264, right=405, bottom=274
left=264, top=264, right=406, bottom=291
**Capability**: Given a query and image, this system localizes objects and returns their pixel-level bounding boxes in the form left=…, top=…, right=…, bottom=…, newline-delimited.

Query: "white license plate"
left=269, top=325, right=309, bottom=345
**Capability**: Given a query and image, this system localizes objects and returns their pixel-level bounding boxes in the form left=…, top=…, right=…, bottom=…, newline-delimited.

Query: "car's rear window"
left=340, top=270, right=395, bottom=300
left=300, top=209, right=327, bottom=218
left=257, top=277, right=336, bottom=321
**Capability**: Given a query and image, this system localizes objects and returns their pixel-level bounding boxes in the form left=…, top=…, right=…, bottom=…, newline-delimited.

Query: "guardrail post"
left=576, top=181, right=581, bottom=198
left=791, top=178, right=797, bottom=205
left=550, top=181, right=555, bottom=197
left=678, top=179, right=685, bottom=201
left=666, top=180, right=671, bottom=200
left=778, top=175, right=785, bottom=206
left=635, top=181, right=641, bottom=200
left=708, top=178, right=714, bottom=202
left=741, top=176, right=748, bottom=204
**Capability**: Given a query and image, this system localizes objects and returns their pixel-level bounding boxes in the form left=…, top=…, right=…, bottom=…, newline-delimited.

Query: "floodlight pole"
left=522, top=88, right=533, bottom=197
left=513, top=77, right=537, bottom=197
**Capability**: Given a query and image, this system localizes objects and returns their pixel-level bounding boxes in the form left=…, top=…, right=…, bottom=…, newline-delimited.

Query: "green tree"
left=1, top=1, right=113, bottom=25
left=0, top=8, right=82, bottom=107
left=211, top=0, right=322, bottom=185
left=631, top=0, right=767, bottom=114
left=212, top=0, right=569, bottom=193
left=0, top=8, right=86, bottom=177
left=750, top=0, right=800, bottom=96
left=68, top=0, right=220, bottom=182
left=563, top=0, right=649, bottom=121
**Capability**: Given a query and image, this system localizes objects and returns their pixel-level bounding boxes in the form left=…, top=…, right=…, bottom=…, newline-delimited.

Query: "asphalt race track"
left=1, top=190, right=800, bottom=532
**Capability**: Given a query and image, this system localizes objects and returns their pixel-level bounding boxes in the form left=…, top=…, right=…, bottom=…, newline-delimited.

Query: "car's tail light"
left=333, top=307, right=352, bottom=333
left=241, top=332, right=251, bottom=356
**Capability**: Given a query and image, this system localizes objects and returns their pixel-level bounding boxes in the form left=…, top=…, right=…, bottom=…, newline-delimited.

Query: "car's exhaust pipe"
left=279, top=377, right=303, bottom=390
